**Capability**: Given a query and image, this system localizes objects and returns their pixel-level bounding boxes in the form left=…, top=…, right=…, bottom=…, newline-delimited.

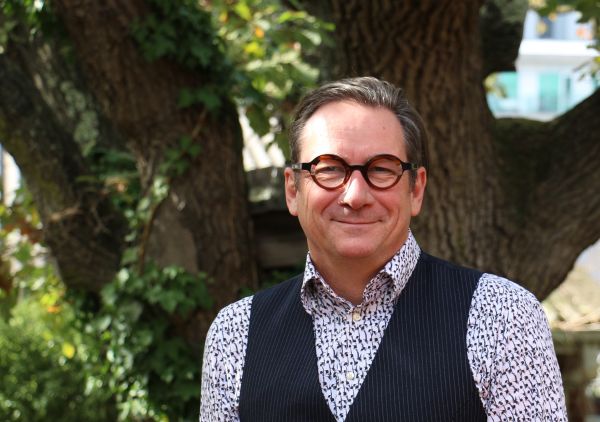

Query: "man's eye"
left=369, top=166, right=395, bottom=174
left=319, top=166, right=342, bottom=172
left=315, top=164, right=344, bottom=174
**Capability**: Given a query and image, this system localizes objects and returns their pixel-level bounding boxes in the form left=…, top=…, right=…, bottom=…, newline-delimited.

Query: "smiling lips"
left=333, top=219, right=378, bottom=225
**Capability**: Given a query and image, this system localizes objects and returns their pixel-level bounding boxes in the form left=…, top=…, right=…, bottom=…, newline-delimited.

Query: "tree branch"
left=480, top=0, right=528, bottom=77
left=494, top=89, right=600, bottom=298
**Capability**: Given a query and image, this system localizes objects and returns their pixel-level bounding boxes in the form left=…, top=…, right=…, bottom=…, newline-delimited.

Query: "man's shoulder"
left=469, top=272, right=544, bottom=335
left=203, top=296, right=253, bottom=370
left=476, top=272, right=539, bottom=306
left=205, top=295, right=253, bottom=343
left=216, top=295, right=253, bottom=319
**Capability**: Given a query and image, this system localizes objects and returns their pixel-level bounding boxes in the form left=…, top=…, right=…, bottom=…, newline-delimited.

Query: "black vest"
left=239, top=253, right=487, bottom=421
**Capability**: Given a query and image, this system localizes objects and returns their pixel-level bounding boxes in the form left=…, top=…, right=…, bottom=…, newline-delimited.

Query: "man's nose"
left=340, top=170, right=374, bottom=209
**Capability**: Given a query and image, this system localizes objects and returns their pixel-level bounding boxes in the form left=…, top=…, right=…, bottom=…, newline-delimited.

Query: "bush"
left=0, top=298, right=116, bottom=422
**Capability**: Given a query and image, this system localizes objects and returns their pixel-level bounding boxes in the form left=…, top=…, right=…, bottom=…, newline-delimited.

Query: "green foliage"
left=178, top=86, right=222, bottom=111
left=131, top=0, right=226, bottom=73
left=0, top=298, right=116, bottom=421
left=0, top=182, right=212, bottom=421
left=73, top=263, right=212, bottom=421
left=0, top=185, right=116, bottom=420
left=131, top=0, right=233, bottom=112
left=80, top=141, right=210, bottom=420
left=86, top=147, right=141, bottom=212
left=0, top=0, right=65, bottom=50
left=131, top=0, right=333, bottom=157
left=105, top=265, right=213, bottom=316
left=159, top=135, right=202, bottom=178
left=0, top=186, right=56, bottom=299
left=209, top=0, right=334, bottom=155
left=82, top=144, right=209, bottom=420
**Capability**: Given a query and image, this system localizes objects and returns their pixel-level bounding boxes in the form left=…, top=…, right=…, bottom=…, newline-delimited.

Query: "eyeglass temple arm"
left=402, top=162, right=420, bottom=171
left=290, top=163, right=312, bottom=171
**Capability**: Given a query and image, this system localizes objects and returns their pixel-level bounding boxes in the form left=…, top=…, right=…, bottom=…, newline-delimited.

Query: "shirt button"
left=346, top=371, right=355, bottom=381
left=352, top=309, right=361, bottom=321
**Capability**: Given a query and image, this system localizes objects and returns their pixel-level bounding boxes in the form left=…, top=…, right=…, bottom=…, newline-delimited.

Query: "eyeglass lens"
left=311, top=156, right=402, bottom=189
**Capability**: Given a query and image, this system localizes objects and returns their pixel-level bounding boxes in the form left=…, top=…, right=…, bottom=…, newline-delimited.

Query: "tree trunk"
left=311, top=0, right=600, bottom=299
left=0, top=51, right=127, bottom=293
left=48, top=0, right=258, bottom=345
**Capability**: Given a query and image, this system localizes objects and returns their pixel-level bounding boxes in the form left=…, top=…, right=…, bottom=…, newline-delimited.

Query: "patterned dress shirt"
left=200, top=232, right=567, bottom=421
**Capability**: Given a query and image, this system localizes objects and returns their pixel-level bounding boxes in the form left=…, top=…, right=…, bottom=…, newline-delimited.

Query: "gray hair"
left=289, top=76, right=429, bottom=186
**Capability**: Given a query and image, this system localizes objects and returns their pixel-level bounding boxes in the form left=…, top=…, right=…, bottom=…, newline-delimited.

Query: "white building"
left=488, top=9, right=598, bottom=120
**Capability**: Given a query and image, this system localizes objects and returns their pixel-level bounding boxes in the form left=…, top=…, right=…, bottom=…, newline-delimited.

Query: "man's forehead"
left=299, top=101, right=405, bottom=156
left=304, top=100, right=400, bottom=130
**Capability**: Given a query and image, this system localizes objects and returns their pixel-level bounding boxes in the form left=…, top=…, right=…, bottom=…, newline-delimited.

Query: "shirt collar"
left=300, top=230, right=421, bottom=315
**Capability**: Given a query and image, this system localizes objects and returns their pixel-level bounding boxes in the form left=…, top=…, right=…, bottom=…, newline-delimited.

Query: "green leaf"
left=120, top=301, right=143, bottom=322
left=158, top=291, right=182, bottom=313
left=13, top=243, right=32, bottom=263
left=244, top=40, right=265, bottom=58
left=194, top=279, right=214, bottom=310
left=188, top=144, right=201, bottom=158
left=190, top=44, right=212, bottom=66
left=178, top=88, right=196, bottom=108
left=246, top=105, right=271, bottom=136
left=96, top=315, right=112, bottom=332
left=121, top=248, right=138, bottom=266
left=234, top=2, right=252, bottom=21
left=195, top=87, right=222, bottom=111
left=136, top=329, right=154, bottom=348
left=277, top=10, right=307, bottom=24
left=300, top=28, right=322, bottom=46
left=179, top=135, right=192, bottom=150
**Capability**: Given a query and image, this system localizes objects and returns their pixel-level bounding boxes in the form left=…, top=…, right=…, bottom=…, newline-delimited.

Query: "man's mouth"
left=334, top=219, right=377, bottom=225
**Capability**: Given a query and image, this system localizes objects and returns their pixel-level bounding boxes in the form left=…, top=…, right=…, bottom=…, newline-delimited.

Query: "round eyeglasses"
left=290, top=154, right=418, bottom=190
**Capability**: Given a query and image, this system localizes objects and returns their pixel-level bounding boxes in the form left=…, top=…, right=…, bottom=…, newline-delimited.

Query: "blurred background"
left=0, top=0, right=598, bottom=420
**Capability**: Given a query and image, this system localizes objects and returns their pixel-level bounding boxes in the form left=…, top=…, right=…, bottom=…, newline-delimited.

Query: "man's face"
left=285, top=101, right=427, bottom=272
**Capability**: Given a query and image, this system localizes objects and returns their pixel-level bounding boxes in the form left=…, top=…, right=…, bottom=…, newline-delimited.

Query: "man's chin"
left=334, top=244, right=379, bottom=260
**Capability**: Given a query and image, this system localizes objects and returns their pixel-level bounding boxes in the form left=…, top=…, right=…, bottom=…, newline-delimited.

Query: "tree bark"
left=494, top=90, right=600, bottom=298
left=0, top=6, right=127, bottom=291
left=311, top=0, right=600, bottom=299
left=480, top=0, right=528, bottom=76
left=51, top=0, right=258, bottom=344
left=0, top=54, right=126, bottom=292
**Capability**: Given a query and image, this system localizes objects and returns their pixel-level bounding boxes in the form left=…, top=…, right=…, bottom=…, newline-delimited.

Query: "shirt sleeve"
left=467, top=274, right=567, bottom=421
left=200, top=296, right=252, bottom=422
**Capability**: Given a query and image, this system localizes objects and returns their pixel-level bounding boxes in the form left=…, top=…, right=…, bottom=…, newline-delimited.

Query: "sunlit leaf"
left=62, top=342, right=76, bottom=359
left=234, top=1, right=252, bottom=21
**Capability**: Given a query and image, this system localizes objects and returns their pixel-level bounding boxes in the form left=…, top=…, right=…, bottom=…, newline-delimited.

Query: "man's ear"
left=410, top=167, right=427, bottom=217
left=284, top=167, right=299, bottom=216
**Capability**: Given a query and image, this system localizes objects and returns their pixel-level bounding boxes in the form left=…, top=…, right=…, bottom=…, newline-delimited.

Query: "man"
left=200, top=77, right=566, bottom=421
